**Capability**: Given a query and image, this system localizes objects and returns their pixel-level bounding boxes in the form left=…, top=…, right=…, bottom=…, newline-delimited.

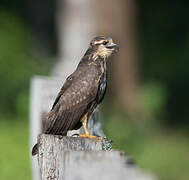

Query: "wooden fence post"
left=38, top=134, right=103, bottom=180
left=37, top=134, right=156, bottom=180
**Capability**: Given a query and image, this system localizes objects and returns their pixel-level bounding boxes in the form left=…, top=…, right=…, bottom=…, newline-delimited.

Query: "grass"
left=0, top=113, right=189, bottom=180
left=0, top=118, right=31, bottom=180
left=137, top=134, right=189, bottom=180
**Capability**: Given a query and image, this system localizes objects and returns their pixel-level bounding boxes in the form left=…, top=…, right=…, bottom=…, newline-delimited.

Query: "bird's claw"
left=78, top=134, right=103, bottom=140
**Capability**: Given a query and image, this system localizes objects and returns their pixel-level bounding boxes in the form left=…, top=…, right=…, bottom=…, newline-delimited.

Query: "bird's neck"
left=84, top=48, right=109, bottom=61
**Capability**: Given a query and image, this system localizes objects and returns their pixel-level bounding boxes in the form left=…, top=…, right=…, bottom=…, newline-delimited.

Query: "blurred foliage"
left=103, top=112, right=189, bottom=180
left=0, top=10, right=51, bottom=180
left=0, top=118, right=31, bottom=180
left=138, top=0, right=189, bottom=126
left=139, top=82, right=167, bottom=121
left=0, top=11, right=50, bottom=116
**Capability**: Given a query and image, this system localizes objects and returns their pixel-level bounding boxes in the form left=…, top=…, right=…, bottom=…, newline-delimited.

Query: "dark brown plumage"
left=32, top=36, right=118, bottom=155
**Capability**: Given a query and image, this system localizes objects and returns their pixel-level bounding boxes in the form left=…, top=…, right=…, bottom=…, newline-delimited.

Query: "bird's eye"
left=103, top=41, right=108, bottom=45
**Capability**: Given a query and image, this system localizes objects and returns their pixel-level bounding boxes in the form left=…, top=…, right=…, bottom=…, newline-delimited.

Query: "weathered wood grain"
left=38, top=134, right=103, bottom=180
left=38, top=134, right=156, bottom=180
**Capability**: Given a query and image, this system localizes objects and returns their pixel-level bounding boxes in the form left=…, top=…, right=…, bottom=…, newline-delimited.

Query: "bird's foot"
left=78, top=133, right=103, bottom=140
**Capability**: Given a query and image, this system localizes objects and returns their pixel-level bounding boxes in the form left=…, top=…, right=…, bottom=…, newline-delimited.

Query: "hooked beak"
left=106, top=43, right=119, bottom=52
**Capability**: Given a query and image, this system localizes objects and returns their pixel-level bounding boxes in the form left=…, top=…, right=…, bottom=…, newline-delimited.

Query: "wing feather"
left=44, top=63, right=100, bottom=135
left=51, top=75, right=73, bottom=110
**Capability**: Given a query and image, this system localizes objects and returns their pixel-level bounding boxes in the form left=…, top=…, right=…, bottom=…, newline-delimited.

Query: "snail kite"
left=32, top=36, right=119, bottom=155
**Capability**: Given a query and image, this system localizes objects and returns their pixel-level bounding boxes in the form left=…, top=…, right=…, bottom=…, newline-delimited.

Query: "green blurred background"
left=0, top=0, right=189, bottom=180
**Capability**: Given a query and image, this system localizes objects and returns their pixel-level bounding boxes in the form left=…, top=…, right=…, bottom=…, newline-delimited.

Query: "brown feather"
left=44, top=63, right=100, bottom=135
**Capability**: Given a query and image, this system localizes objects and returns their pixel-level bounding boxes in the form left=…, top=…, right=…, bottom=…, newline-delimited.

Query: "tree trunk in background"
left=52, top=0, right=95, bottom=77
left=94, top=0, right=139, bottom=116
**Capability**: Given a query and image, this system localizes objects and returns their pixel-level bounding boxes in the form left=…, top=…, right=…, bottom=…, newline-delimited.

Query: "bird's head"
left=89, top=36, right=119, bottom=60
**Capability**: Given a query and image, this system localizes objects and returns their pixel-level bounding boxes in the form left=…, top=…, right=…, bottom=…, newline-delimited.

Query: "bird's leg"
left=82, top=113, right=90, bottom=135
left=78, top=113, right=102, bottom=140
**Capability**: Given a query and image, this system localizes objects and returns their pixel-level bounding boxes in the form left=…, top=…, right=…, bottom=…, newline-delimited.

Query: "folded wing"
left=44, top=64, right=99, bottom=135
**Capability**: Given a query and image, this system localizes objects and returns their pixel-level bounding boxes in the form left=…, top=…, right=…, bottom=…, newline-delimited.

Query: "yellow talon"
left=78, top=113, right=103, bottom=140
left=78, top=134, right=103, bottom=140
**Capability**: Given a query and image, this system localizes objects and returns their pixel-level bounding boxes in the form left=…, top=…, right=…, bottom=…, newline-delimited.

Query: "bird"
left=32, top=36, right=119, bottom=156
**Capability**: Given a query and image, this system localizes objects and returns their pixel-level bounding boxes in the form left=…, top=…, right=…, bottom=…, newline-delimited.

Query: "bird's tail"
left=32, top=143, right=38, bottom=156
